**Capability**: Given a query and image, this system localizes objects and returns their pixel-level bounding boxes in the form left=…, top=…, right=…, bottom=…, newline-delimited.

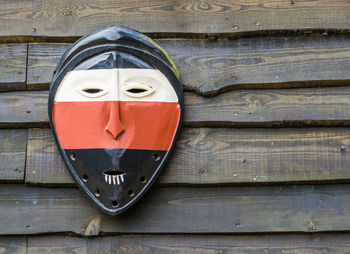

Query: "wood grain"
left=1, top=0, right=350, bottom=39
left=0, top=237, right=26, bottom=254
left=27, top=43, right=70, bottom=90
left=27, top=35, right=350, bottom=95
left=27, top=234, right=350, bottom=254
left=184, top=87, right=350, bottom=127
left=3, top=183, right=350, bottom=234
left=0, top=129, right=26, bottom=182
left=0, top=44, right=27, bottom=91
left=5, top=87, right=350, bottom=128
left=0, top=91, right=48, bottom=128
left=26, top=129, right=68, bottom=185
left=25, top=127, right=350, bottom=185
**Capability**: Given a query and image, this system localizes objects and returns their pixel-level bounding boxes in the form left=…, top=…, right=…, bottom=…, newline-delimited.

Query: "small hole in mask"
left=82, top=174, right=88, bottom=182
left=140, top=176, right=147, bottom=183
left=128, top=190, right=134, bottom=197
left=83, top=88, right=103, bottom=94
left=94, top=189, right=100, bottom=197
left=153, top=153, right=161, bottom=162
left=127, top=88, right=148, bottom=93
left=70, top=152, right=76, bottom=161
left=112, top=200, right=118, bottom=207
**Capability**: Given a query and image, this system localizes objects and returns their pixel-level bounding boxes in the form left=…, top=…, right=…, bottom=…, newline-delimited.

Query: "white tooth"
left=105, top=175, right=108, bottom=182
left=120, top=174, right=124, bottom=183
left=109, top=175, right=111, bottom=184
left=113, top=176, right=116, bottom=185
left=116, top=175, right=120, bottom=185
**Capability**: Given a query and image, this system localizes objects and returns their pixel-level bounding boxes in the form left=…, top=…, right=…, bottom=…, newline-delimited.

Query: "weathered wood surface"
left=0, top=129, right=26, bottom=182
left=4, top=87, right=350, bottom=128
left=27, top=43, right=70, bottom=90
left=0, top=91, right=48, bottom=128
left=26, top=234, right=350, bottom=254
left=26, top=128, right=350, bottom=186
left=0, top=44, right=27, bottom=91
left=1, top=0, right=350, bottom=39
left=27, top=35, right=350, bottom=95
left=26, top=129, right=68, bottom=185
left=0, top=237, right=26, bottom=254
left=2, top=183, right=350, bottom=234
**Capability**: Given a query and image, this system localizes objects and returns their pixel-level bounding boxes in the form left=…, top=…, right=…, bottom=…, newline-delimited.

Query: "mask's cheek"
left=52, top=101, right=180, bottom=151
left=52, top=101, right=111, bottom=149
left=118, top=101, right=180, bottom=151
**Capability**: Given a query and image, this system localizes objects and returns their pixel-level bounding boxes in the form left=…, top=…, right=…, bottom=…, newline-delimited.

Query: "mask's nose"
left=105, top=101, right=125, bottom=140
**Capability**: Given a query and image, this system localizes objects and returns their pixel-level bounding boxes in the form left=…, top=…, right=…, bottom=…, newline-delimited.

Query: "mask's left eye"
left=78, top=85, right=109, bottom=98
left=122, top=83, right=155, bottom=98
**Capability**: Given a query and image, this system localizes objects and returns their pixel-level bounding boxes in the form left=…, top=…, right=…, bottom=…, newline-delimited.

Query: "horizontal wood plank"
left=0, top=129, right=26, bottom=182
left=27, top=43, right=70, bottom=90
left=2, top=183, right=350, bottom=234
left=0, top=237, right=26, bottom=254
left=0, top=44, right=27, bottom=91
left=26, top=129, right=68, bottom=185
left=28, top=35, right=350, bottom=95
left=1, top=0, right=350, bottom=39
left=27, top=234, right=350, bottom=254
left=0, top=91, right=48, bottom=128
left=4, top=87, right=350, bottom=128
left=26, top=127, right=350, bottom=185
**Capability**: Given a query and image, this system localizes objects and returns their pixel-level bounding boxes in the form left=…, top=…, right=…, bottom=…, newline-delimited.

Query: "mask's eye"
left=122, top=83, right=155, bottom=98
left=78, top=85, right=109, bottom=98
left=84, top=88, right=103, bottom=94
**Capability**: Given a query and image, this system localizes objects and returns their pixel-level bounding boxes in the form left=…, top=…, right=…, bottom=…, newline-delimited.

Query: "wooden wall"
left=1, top=0, right=350, bottom=253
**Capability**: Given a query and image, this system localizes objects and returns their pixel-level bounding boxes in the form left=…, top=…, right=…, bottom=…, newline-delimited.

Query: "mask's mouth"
left=103, top=169, right=125, bottom=185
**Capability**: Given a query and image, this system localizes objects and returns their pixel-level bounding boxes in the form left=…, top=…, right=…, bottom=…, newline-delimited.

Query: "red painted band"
left=53, top=101, right=180, bottom=150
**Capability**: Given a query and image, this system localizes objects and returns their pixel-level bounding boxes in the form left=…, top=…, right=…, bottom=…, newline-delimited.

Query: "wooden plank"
left=0, top=91, right=48, bottom=128
left=0, top=237, right=26, bottom=254
left=184, top=87, right=350, bottom=127
left=27, top=234, right=350, bottom=254
left=0, top=129, right=26, bottom=182
left=27, top=43, right=70, bottom=90
left=26, top=129, right=68, bottom=185
left=5, top=87, right=350, bottom=128
left=27, top=35, right=350, bottom=95
left=28, top=236, right=87, bottom=254
left=26, top=127, right=350, bottom=185
left=1, top=0, right=350, bottom=39
left=0, top=44, right=26, bottom=91
left=3, top=183, right=350, bottom=234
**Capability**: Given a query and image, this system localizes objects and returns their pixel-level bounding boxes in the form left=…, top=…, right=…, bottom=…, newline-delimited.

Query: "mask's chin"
left=62, top=147, right=166, bottom=214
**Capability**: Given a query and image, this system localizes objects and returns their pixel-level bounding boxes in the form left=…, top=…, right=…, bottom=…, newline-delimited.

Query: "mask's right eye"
left=78, top=85, right=109, bottom=98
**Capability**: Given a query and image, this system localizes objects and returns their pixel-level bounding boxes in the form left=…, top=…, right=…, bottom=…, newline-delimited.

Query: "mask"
left=48, top=27, right=183, bottom=215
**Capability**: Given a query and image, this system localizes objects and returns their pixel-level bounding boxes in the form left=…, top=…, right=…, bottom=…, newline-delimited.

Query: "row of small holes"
left=71, top=152, right=149, bottom=208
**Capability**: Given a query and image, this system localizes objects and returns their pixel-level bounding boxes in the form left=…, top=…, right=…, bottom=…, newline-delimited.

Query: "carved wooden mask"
left=49, top=27, right=184, bottom=215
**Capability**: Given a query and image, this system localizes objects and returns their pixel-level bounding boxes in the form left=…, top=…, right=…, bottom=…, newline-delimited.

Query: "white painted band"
left=54, top=69, right=179, bottom=103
